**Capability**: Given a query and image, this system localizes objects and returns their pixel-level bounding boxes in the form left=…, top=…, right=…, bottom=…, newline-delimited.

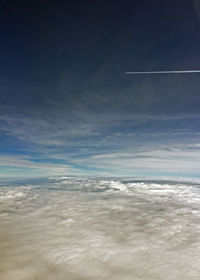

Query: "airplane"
left=125, top=70, right=200, bottom=75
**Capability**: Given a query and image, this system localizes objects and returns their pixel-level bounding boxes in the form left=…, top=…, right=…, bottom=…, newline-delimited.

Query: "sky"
left=1, top=0, right=200, bottom=178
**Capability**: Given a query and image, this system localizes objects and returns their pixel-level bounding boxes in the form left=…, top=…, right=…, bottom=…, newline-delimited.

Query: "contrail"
left=125, top=70, right=200, bottom=74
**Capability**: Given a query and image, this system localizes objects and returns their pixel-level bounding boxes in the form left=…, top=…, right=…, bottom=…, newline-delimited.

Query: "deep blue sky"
left=1, top=0, right=200, bottom=178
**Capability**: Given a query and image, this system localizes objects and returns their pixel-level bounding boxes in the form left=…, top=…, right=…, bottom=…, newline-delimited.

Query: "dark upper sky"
left=1, top=0, right=200, bottom=178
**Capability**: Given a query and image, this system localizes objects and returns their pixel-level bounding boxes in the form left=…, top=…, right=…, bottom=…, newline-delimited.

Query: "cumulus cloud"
left=1, top=178, right=200, bottom=279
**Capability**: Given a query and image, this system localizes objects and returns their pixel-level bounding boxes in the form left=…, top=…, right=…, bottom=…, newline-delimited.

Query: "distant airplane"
left=125, top=70, right=200, bottom=74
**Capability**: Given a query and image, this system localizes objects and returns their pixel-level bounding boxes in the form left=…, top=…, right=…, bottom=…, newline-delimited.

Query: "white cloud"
left=0, top=155, right=71, bottom=176
left=72, top=147, right=200, bottom=175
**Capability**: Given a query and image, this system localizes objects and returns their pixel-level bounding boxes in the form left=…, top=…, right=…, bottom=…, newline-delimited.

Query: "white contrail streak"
left=125, top=70, right=200, bottom=74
